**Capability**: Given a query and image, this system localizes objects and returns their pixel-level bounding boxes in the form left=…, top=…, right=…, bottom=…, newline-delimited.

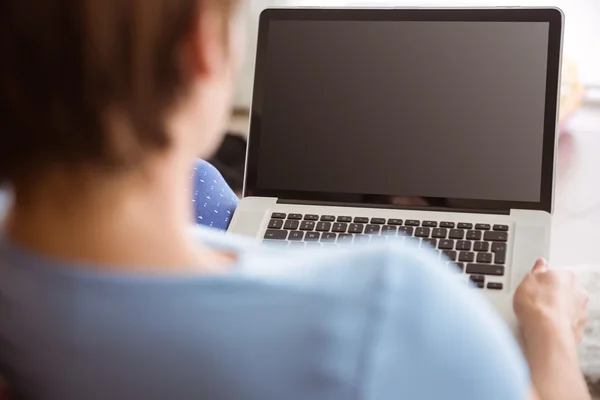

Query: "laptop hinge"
left=277, top=199, right=511, bottom=216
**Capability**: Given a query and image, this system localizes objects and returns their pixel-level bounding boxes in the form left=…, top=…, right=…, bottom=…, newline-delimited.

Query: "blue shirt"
left=0, top=227, right=529, bottom=400
left=191, top=160, right=239, bottom=230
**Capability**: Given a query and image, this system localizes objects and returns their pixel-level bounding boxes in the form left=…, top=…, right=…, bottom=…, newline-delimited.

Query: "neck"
left=5, top=157, right=229, bottom=273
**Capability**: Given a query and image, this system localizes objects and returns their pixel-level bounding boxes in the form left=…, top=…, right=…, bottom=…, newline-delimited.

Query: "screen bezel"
left=244, top=8, right=563, bottom=214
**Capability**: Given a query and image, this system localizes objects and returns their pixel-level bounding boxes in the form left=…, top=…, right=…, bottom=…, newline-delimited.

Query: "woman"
left=0, top=1, right=590, bottom=399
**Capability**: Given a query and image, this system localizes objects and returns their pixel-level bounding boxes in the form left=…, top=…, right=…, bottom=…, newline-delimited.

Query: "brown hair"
left=0, top=0, right=238, bottom=184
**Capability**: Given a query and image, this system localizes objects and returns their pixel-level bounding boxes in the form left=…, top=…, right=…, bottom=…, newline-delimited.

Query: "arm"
left=515, top=260, right=591, bottom=400
left=191, top=160, right=238, bottom=230
left=363, top=248, right=531, bottom=400
left=526, top=326, right=589, bottom=400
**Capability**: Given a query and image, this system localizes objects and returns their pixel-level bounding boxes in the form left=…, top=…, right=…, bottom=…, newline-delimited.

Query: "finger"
left=532, top=258, right=549, bottom=274
left=576, top=318, right=588, bottom=343
left=576, top=329, right=584, bottom=344
left=580, top=289, right=590, bottom=307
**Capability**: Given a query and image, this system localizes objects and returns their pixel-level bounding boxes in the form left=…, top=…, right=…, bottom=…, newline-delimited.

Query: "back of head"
left=0, top=0, right=238, bottom=187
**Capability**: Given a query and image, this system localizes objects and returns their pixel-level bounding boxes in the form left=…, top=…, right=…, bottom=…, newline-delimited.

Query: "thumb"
left=532, top=258, right=549, bottom=274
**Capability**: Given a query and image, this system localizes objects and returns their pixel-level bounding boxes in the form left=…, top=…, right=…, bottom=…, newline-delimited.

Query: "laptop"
left=229, top=7, right=564, bottom=332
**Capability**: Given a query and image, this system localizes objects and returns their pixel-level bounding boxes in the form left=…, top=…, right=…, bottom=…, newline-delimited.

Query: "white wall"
left=235, top=0, right=600, bottom=108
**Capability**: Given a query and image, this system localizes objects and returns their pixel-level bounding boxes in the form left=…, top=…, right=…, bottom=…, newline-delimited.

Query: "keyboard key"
left=263, top=240, right=289, bottom=248
left=371, top=218, right=386, bottom=225
left=271, top=213, right=286, bottom=219
left=415, top=227, right=431, bottom=238
left=466, top=264, right=505, bottom=276
left=470, top=275, right=485, bottom=290
left=316, top=222, right=332, bottom=232
left=305, top=232, right=321, bottom=242
left=459, top=252, right=475, bottom=263
left=405, top=220, right=420, bottom=227
left=321, top=215, right=336, bottom=222
left=443, top=251, right=458, bottom=261
left=484, top=231, right=508, bottom=242
left=450, top=262, right=465, bottom=272
left=332, top=223, right=348, bottom=233
left=366, top=225, right=381, bottom=235
left=494, top=252, right=507, bottom=265
left=432, top=228, right=448, bottom=239
left=449, top=229, right=465, bottom=239
left=476, top=253, right=493, bottom=264
left=354, top=235, right=370, bottom=244
left=458, top=223, right=473, bottom=229
left=304, top=214, right=319, bottom=221
left=473, top=242, right=490, bottom=252
left=491, top=243, right=507, bottom=252
left=264, top=230, right=288, bottom=240
left=440, top=222, right=455, bottom=228
left=348, top=223, right=364, bottom=234
left=306, top=242, right=322, bottom=248
left=337, top=216, right=352, bottom=223
left=289, top=242, right=306, bottom=248
left=388, top=219, right=403, bottom=226
left=288, top=231, right=305, bottom=241
left=438, top=239, right=455, bottom=250
left=288, top=214, right=303, bottom=220
left=493, top=225, right=509, bottom=232
left=475, top=224, right=491, bottom=230
left=422, top=238, right=437, bottom=248
left=381, top=225, right=397, bottom=235
left=283, top=220, right=300, bottom=230
left=487, top=282, right=504, bottom=290
left=388, top=236, right=406, bottom=245
left=398, top=227, right=415, bottom=236
left=456, top=241, right=472, bottom=251
left=268, top=219, right=284, bottom=229
left=422, top=221, right=438, bottom=228
left=321, top=233, right=337, bottom=242
left=300, top=221, right=316, bottom=231
left=492, top=243, right=507, bottom=264
left=354, top=217, right=369, bottom=224
left=337, top=234, right=353, bottom=244
left=466, top=230, right=482, bottom=241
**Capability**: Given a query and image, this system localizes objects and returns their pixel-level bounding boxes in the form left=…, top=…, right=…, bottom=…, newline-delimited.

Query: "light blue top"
left=0, top=226, right=529, bottom=400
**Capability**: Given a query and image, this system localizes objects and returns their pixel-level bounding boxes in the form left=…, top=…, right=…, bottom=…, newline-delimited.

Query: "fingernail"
left=533, top=258, right=549, bottom=273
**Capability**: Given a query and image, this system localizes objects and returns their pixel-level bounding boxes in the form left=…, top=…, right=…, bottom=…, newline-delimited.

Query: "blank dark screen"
left=256, top=20, right=550, bottom=202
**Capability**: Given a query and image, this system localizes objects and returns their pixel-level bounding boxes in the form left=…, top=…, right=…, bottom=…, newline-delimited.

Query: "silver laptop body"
left=229, top=7, right=564, bottom=333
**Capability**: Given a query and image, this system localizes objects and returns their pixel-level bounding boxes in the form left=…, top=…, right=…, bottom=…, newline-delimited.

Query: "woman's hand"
left=514, top=258, right=589, bottom=345
left=515, top=259, right=591, bottom=400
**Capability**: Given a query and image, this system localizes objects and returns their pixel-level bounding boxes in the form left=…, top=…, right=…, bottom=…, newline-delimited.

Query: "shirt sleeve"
left=191, top=159, right=239, bottom=230
left=360, top=246, right=530, bottom=400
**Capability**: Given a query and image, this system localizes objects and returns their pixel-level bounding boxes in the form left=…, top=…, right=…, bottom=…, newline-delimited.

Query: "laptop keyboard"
left=264, top=213, right=510, bottom=290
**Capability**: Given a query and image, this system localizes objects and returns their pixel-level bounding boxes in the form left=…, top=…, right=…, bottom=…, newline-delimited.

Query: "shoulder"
left=236, top=239, right=452, bottom=303
left=234, top=241, right=529, bottom=399
left=193, top=159, right=228, bottom=186
left=192, top=227, right=457, bottom=299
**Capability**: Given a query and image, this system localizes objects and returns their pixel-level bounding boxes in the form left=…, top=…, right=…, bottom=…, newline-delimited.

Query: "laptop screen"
left=249, top=11, right=561, bottom=211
